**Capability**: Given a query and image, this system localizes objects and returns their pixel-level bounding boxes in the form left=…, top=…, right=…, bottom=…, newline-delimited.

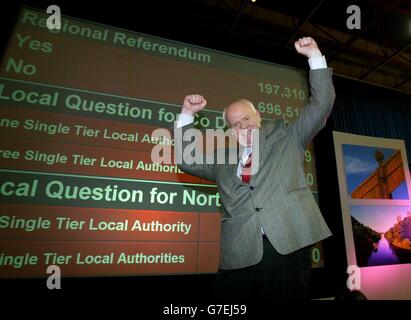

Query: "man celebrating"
left=175, top=37, right=335, bottom=300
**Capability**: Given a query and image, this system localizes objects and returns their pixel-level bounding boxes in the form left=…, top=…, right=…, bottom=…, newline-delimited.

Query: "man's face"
left=225, top=100, right=262, bottom=147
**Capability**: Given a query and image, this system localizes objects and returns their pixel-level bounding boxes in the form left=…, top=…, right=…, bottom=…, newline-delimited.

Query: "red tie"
left=241, top=153, right=252, bottom=183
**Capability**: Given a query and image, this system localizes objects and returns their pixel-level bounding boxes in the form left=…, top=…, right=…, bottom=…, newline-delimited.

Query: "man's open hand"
left=182, top=94, right=207, bottom=116
left=294, top=37, right=322, bottom=59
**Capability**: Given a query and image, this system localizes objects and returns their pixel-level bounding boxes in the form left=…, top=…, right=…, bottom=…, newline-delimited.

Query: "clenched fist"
left=294, top=37, right=322, bottom=59
left=182, top=94, right=207, bottom=116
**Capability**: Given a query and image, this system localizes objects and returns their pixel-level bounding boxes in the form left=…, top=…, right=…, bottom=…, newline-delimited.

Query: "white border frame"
left=333, top=131, right=411, bottom=299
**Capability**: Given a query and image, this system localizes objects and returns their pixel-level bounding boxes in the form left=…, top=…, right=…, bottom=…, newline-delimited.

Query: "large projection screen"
left=0, top=6, right=323, bottom=278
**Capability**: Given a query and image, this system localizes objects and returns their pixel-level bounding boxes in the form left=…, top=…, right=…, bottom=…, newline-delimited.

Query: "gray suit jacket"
left=176, top=68, right=335, bottom=269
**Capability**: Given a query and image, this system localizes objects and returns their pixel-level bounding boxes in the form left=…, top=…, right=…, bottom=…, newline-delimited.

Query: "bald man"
left=175, top=37, right=335, bottom=301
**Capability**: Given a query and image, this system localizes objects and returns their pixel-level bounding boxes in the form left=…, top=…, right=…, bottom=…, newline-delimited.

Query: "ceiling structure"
left=4, top=0, right=411, bottom=94
left=175, top=0, right=411, bottom=94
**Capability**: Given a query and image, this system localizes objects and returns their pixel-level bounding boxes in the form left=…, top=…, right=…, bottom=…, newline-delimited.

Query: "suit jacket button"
left=255, top=207, right=260, bottom=212
left=250, top=186, right=254, bottom=190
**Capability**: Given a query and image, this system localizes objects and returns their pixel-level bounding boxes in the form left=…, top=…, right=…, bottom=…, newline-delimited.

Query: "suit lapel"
left=249, top=126, right=266, bottom=185
left=264, top=119, right=287, bottom=145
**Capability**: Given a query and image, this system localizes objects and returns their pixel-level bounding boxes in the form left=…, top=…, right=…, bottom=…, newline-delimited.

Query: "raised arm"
left=289, top=37, right=336, bottom=148
left=174, top=94, right=216, bottom=182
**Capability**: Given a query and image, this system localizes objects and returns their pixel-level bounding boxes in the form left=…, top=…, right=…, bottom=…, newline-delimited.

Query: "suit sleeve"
left=289, top=68, right=335, bottom=148
left=173, top=122, right=216, bottom=182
